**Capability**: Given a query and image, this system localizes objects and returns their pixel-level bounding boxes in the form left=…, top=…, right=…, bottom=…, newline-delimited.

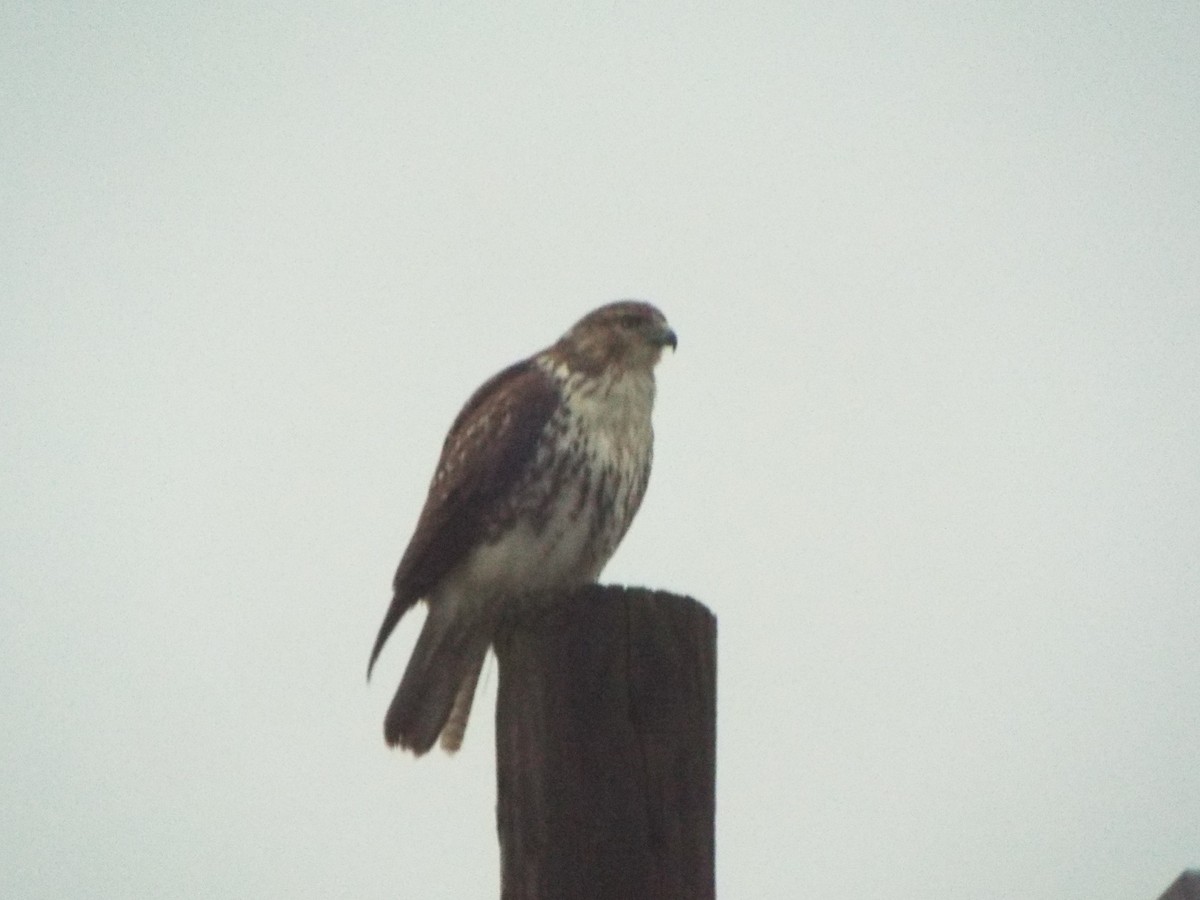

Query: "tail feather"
left=383, top=602, right=490, bottom=755
left=439, top=650, right=487, bottom=753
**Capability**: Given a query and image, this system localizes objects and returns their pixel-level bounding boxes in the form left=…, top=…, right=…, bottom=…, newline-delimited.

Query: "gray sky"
left=3, top=2, right=1198, bottom=898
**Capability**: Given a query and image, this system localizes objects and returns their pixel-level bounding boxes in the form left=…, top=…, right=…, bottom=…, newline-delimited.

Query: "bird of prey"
left=367, top=300, right=676, bottom=755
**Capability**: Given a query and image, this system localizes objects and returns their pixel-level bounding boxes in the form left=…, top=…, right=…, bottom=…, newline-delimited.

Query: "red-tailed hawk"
left=367, top=300, right=677, bottom=755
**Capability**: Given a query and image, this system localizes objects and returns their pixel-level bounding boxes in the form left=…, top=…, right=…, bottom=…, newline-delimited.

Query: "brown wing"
left=367, top=358, right=559, bottom=677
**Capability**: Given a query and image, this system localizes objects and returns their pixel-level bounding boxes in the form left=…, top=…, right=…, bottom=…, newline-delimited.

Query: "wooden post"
left=494, top=585, right=716, bottom=900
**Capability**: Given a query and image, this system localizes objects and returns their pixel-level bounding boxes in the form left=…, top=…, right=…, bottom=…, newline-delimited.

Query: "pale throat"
left=537, top=356, right=656, bottom=440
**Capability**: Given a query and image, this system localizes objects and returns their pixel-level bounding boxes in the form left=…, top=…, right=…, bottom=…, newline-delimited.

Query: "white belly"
left=437, top=362, right=654, bottom=611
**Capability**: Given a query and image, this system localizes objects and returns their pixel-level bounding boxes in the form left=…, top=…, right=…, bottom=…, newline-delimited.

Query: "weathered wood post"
left=494, top=585, right=717, bottom=900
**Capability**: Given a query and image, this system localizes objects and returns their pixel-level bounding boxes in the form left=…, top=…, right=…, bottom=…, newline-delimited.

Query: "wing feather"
left=367, top=359, right=559, bottom=677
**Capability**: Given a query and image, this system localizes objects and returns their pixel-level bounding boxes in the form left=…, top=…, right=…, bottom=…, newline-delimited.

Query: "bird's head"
left=556, top=300, right=677, bottom=375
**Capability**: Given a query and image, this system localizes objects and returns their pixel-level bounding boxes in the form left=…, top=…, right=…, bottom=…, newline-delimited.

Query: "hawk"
left=367, top=300, right=677, bottom=755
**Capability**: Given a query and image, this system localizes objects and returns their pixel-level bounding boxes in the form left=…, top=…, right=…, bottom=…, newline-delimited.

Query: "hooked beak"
left=655, top=326, right=678, bottom=351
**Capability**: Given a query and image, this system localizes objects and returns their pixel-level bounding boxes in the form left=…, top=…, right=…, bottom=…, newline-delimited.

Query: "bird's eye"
left=619, top=313, right=642, bottom=329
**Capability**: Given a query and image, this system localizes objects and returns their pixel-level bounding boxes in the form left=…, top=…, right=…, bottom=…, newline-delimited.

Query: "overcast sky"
left=3, top=3, right=1198, bottom=898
